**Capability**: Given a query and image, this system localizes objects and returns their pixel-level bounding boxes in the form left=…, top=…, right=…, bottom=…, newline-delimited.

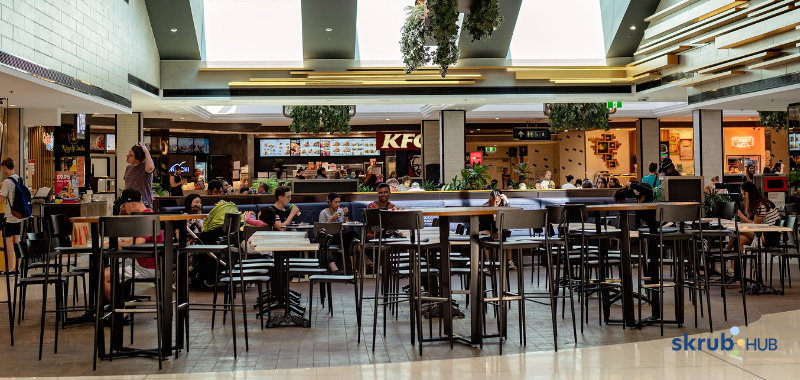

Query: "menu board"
left=178, top=137, right=194, bottom=153
left=260, top=138, right=379, bottom=157
left=169, top=137, right=178, bottom=153
left=260, top=139, right=291, bottom=157
left=791, top=133, right=800, bottom=151
left=106, top=134, right=116, bottom=153
left=194, top=138, right=210, bottom=154
left=90, top=134, right=105, bottom=152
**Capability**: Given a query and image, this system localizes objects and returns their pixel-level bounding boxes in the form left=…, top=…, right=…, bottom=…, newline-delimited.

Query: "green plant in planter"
left=789, top=170, right=800, bottom=189
left=428, top=0, right=460, bottom=77
left=702, top=188, right=728, bottom=217
left=422, top=180, right=440, bottom=191
left=444, top=175, right=466, bottom=191
left=758, top=111, right=788, bottom=131
left=463, top=0, right=503, bottom=42
left=513, top=162, right=532, bottom=187
left=152, top=183, right=167, bottom=197
left=401, top=4, right=432, bottom=74
left=287, top=106, right=352, bottom=135
left=460, top=164, right=490, bottom=190
left=251, top=175, right=290, bottom=195
left=546, top=103, right=610, bottom=132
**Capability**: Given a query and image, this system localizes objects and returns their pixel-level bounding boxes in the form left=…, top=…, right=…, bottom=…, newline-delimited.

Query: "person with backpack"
left=0, top=158, right=31, bottom=274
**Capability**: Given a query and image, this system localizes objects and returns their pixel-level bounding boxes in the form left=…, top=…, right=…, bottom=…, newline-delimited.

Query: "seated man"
left=104, top=189, right=163, bottom=307
left=366, top=183, right=397, bottom=240
left=207, top=179, right=223, bottom=195
left=272, top=185, right=301, bottom=230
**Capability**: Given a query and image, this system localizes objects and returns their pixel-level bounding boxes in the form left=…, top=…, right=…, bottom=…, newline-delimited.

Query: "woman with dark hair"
left=184, top=194, right=204, bottom=236
left=742, top=164, right=756, bottom=182
left=763, top=166, right=772, bottom=174
left=480, top=189, right=516, bottom=269
left=595, top=177, right=607, bottom=189
left=318, top=192, right=362, bottom=274
left=725, top=181, right=781, bottom=254
left=773, top=160, right=785, bottom=174
left=124, top=142, right=155, bottom=208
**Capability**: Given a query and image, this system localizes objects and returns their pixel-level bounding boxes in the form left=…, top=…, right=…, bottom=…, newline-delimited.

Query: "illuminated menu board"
left=258, top=138, right=378, bottom=157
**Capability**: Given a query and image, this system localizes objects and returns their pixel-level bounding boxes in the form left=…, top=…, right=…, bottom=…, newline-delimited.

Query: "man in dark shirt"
left=272, top=186, right=300, bottom=229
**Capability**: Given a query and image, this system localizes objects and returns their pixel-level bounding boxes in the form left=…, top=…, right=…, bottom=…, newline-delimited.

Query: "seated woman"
left=479, top=189, right=517, bottom=270
left=725, top=181, right=781, bottom=254
left=318, top=192, right=366, bottom=274
left=184, top=193, right=205, bottom=240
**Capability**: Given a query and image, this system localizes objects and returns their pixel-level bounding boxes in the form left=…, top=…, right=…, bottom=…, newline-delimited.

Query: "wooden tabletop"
left=586, top=202, right=698, bottom=211
left=731, top=224, right=793, bottom=232
left=70, top=214, right=207, bottom=223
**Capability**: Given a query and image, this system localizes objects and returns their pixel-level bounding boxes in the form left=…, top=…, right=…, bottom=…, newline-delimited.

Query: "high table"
left=414, top=207, right=512, bottom=346
left=585, top=202, right=696, bottom=329
left=69, top=214, right=204, bottom=359
left=249, top=231, right=319, bottom=327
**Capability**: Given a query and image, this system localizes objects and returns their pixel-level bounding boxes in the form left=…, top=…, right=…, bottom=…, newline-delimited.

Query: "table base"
left=265, top=312, right=310, bottom=328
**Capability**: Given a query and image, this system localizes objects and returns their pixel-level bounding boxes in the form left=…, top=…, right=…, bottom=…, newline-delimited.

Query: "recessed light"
left=325, top=28, right=333, bottom=32
left=385, top=118, right=390, bottom=121
left=180, top=117, right=185, bottom=120
left=630, top=25, right=636, bottom=30
left=477, top=129, right=481, bottom=131
left=495, top=117, right=500, bottom=120
left=480, top=98, right=485, bottom=100
left=9, top=105, right=14, bottom=107
left=170, top=28, right=178, bottom=32
left=616, top=128, right=620, bottom=130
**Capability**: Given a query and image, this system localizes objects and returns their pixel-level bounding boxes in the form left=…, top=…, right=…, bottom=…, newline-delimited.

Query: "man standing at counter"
left=124, top=142, right=155, bottom=208
left=272, top=186, right=301, bottom=229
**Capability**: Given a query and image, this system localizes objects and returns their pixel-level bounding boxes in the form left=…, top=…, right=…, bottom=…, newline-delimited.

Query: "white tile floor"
left=16, top=308, right=800, bottom=379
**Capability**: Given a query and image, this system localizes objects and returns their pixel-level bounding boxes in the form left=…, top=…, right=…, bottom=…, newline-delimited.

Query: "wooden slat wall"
left=28, top=126, right=55, bottom=190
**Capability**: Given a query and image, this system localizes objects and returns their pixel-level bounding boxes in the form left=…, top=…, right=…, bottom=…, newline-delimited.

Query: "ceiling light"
left=477, top=129, right=481, bottom=131
left=170, top=28, right=178, bottom=32
left=9, top=105, right=14, bottom=107
left=180, top=117, right=185, bottom=120
left=630, top=25, right=636, bottom=30
left=495, top=117, right=500, bottom=120
left=616, top=128, right=620, bottom=130
left=325, top=28, right=333, bottom=32
left=385, top=118, right=390, bottom=121
left=480, top=98, right=485, bottom=100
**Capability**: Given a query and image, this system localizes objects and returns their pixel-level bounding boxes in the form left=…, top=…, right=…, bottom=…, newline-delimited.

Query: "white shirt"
left=1, top=174, right=22, bottom=222
left=561, top=183, right=577, bottom=189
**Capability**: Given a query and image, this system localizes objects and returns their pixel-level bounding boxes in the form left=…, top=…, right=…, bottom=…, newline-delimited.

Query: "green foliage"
left=152, top=183, right=167, bottom=197
left=358, top=182, right=372, bottom=192
left=443, top=175, right=465, bottom=191
left=547, top=103, right=610, bottom=132
left=462, top=0, right=503, bottom=42
left=251, top=175, right=290, bottom=195
left=652, top=186, right=664, bottom=202
left=789, top=170, right=800, bottom=189
left=422, top=180, right=440, bottom=191
left=703, top=188, right=729, bottom=218
left=287, top=106, right=352, bottom=135
left=401, top=5, right=432, bottom=74
left=428, top=0, right=460, bottom=77
left=513, top=162, right=532, bottom=187
left=758, top=111, right=788, bottom=131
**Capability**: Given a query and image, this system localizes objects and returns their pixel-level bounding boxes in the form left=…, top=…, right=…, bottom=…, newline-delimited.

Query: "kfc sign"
left=732, top=136, right=755, bottom=148
left=376, top=132, right=422, bottom=151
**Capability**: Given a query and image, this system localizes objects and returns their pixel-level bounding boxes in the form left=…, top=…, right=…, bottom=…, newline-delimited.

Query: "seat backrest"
left=243, top=225, right=273, bottom=242
left=713, top=201, right=737, bottom=220
left=314, top=222, right=342, bottom=235
left=496, top=209, right=546, bottom=230
left=562, top=204, right=589, bottom=223
left=100, top=215, right=160, bottom=239
left=27, top=232, right=46, bottom=241
left=655, top=204, right=701, bottom=224
left=49, top=214, right=70, bottom=236
left=364, top=208, right=380, bottom=228
left=379, top=210, right=424, bottom=232
left=25, top=238, right=50, bottom=263
left=785, top=204, right=797, bottom=215
left=318, top=233, right=332, bottom=268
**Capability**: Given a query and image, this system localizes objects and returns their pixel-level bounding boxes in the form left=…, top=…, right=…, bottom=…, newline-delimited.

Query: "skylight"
left=355, top=0, right=409, bottom=63
left=508, top=0, right=606, bottom=64
left=203, top=0, right=304, bottom=62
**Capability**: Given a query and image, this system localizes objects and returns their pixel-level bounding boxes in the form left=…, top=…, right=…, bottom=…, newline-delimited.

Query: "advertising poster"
left=679, top=139, right=693, bottom=160
left=90, top=134, right=105, bottom=152
left=106, top=134, right=116, bottom=153
left=178, top=137, right=193, bottom=153
left=169, top=137, right=178, bottom=153
left=54, top=171, right=78, bottom=199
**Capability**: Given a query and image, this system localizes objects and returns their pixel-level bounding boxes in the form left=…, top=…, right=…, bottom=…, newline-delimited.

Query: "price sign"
left=512, top=128, right=551, bottom=141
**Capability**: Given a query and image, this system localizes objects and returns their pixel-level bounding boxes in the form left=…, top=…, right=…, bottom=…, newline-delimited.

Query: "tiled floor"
left=0, top=260, right=798, bottom=378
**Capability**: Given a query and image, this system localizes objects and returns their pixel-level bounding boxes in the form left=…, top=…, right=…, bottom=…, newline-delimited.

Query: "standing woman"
left=124, top=142, right=155, bottom=208
left=742, top=164, right=756, bottom=182
left=773, top=160, right=785, bottom=174
left=318, top=192, right=365, bottom=274
left=363, top=166, right=378, bottom=189
left=169, top=170, right=187, bottom=196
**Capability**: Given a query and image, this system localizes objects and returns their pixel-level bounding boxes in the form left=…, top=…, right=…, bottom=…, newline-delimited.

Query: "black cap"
left=114, top=188, right=142, bottom=206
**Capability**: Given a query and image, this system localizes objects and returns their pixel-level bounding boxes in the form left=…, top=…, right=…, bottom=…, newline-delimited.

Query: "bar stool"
left=701, top=201, right=748, bottom=326
left=308, top=236, right=363, bottom=342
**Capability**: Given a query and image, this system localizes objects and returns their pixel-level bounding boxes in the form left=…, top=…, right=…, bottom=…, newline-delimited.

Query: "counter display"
left=259, top=138, right=378, bottom=157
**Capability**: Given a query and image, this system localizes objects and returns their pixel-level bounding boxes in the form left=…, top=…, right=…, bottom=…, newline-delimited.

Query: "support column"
left=421, top=120, right=440, bottom=181
left=692, top=109, right=723, bottom=185
left=439, top=110, right=466, bottom=183
left=638, top=118, right=660, bottom=179
left=115, top=113, right=143, bottom=196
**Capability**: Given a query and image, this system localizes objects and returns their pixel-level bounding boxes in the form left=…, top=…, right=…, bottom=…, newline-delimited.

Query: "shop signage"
left=732, top=136, right=755, bottom=148
left=376, top=132, right=422, bottom=150
left=43, top=133, right=53, bottom=151
left=513, top=128, right=551, bottom=141
left=75, top=114, right=86, bottom=139
left=469, top=151, right=482, bottom=165
left=607, top=101, right=622, bottom=108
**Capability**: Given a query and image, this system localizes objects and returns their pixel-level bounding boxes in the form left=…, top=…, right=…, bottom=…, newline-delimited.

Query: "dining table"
left=69, top=213, right=204, bottom=359
left=585, top=202, right=697, bottom=329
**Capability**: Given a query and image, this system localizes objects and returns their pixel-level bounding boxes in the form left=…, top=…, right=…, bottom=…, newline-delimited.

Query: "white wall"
left=0, top=0, right=160, bottom=100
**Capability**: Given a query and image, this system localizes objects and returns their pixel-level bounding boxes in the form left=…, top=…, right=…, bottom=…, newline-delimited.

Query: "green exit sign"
left=486, top=146, right=496, bottom=152
left=608, top=101, right=623, bottom=108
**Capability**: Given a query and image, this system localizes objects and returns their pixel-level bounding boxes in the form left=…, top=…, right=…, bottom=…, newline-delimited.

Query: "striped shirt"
left=756, top=203, right=781, bottom=226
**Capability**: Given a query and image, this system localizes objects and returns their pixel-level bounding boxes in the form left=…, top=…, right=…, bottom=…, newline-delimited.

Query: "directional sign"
left=512, top=128, right=551, bottom=141
left=486, top=146, right=497, bottom=152
left=607, top=101, right=622, bottom=108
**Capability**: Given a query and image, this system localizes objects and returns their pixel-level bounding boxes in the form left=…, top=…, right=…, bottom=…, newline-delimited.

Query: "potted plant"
left=513, top=162, right=532, bottom=188
left=462, top=0, right=503, bottom=42
left=702, top=188, right=728, bottom=217
left=401, top=4, right=432, bottom=74
left=286, top=105, right=354, bottom=135
left=400, top=0, right=460, bottom=77
left=545, top=103, right=610, bottom=132
left=758, top=110, right=788, bottom=130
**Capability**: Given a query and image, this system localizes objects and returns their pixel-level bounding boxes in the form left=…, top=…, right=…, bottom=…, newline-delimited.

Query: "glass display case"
left=727, top=155, right=760, bottom=173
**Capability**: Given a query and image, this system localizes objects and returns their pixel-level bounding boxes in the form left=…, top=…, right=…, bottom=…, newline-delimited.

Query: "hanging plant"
left=546, top=103, right=610, bottom=132
left=758, top=110, right=788, bottom=131
left=286, top=105, right=353, bottom=135
left=463, top=0, right=503, bottom=42
left=428, top=0, right=460, bottom=77
left=401, top=4, right=432, bottom=74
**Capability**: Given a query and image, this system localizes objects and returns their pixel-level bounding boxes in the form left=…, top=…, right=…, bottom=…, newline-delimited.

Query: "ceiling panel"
left=145, top=0, right=202, bottom=60
left=457, top=0, right=523, bottom=59
left=302, top=0, right=358, bottom=59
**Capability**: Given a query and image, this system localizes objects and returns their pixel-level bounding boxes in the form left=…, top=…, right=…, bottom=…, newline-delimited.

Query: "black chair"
left=314, top=222, right=348, bottom=274
left=701, top=201, right=748, bottom=326
left=93, top=215, right=164, bottom=370
left=768, top=214, right=799, bottom=295
left=308, top=236, right=362, bottom=342
left=374, top=210, right=448, bottom=355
